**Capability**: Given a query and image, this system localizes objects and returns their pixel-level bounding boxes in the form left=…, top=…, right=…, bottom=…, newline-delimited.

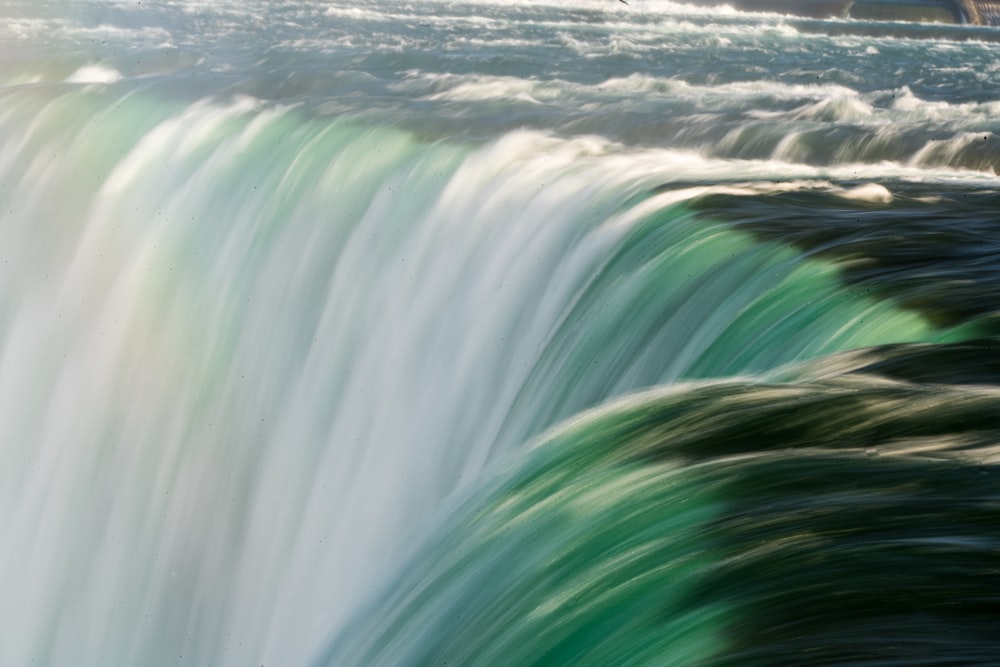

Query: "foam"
left=65, top=65, right=123, bottom=84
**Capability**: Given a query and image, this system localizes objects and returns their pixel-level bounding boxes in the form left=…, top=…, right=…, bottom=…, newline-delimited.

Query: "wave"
left=374, top=71, right=1000, bottom=172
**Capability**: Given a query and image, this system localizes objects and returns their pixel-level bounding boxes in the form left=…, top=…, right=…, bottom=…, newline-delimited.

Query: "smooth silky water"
left=2, top=1, right=999, bottom=665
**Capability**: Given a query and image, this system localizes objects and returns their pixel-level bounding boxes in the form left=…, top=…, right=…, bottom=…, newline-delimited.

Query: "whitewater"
left=2, top=0, right=999, bottom=665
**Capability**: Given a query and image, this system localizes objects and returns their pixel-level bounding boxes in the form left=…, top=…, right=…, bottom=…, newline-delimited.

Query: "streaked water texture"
left=1, top=1, right=999, bottom=665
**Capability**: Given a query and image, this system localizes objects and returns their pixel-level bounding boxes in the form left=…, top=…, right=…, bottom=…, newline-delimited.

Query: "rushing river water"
left=2, top=1, right=1000, bottom=665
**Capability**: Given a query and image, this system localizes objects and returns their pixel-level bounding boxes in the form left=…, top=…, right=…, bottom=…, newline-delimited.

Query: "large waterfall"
left=2, top=1, right=999, bottom=665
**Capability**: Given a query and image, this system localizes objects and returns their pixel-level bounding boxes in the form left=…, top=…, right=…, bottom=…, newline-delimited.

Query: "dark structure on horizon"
left=678, top=0, right=1000, bottom=25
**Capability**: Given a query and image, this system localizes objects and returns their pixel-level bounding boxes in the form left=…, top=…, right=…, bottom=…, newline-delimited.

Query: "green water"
left=321, top=376, right=1000, bottom=666
left=2, top=0, right=1000, bottom=665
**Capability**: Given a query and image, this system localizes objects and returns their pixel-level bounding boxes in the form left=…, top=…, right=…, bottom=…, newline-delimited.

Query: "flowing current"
left=2, top=1, right=1000, bottom=665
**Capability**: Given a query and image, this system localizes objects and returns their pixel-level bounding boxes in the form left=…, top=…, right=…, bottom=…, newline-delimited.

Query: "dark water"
left=1, top=1, right=999, bottom=665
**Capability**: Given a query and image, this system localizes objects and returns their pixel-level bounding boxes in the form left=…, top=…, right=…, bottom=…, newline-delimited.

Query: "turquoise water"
left=1, top=1, right=999, bottom=665
left=320, top=377, right=1000, bottom=666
